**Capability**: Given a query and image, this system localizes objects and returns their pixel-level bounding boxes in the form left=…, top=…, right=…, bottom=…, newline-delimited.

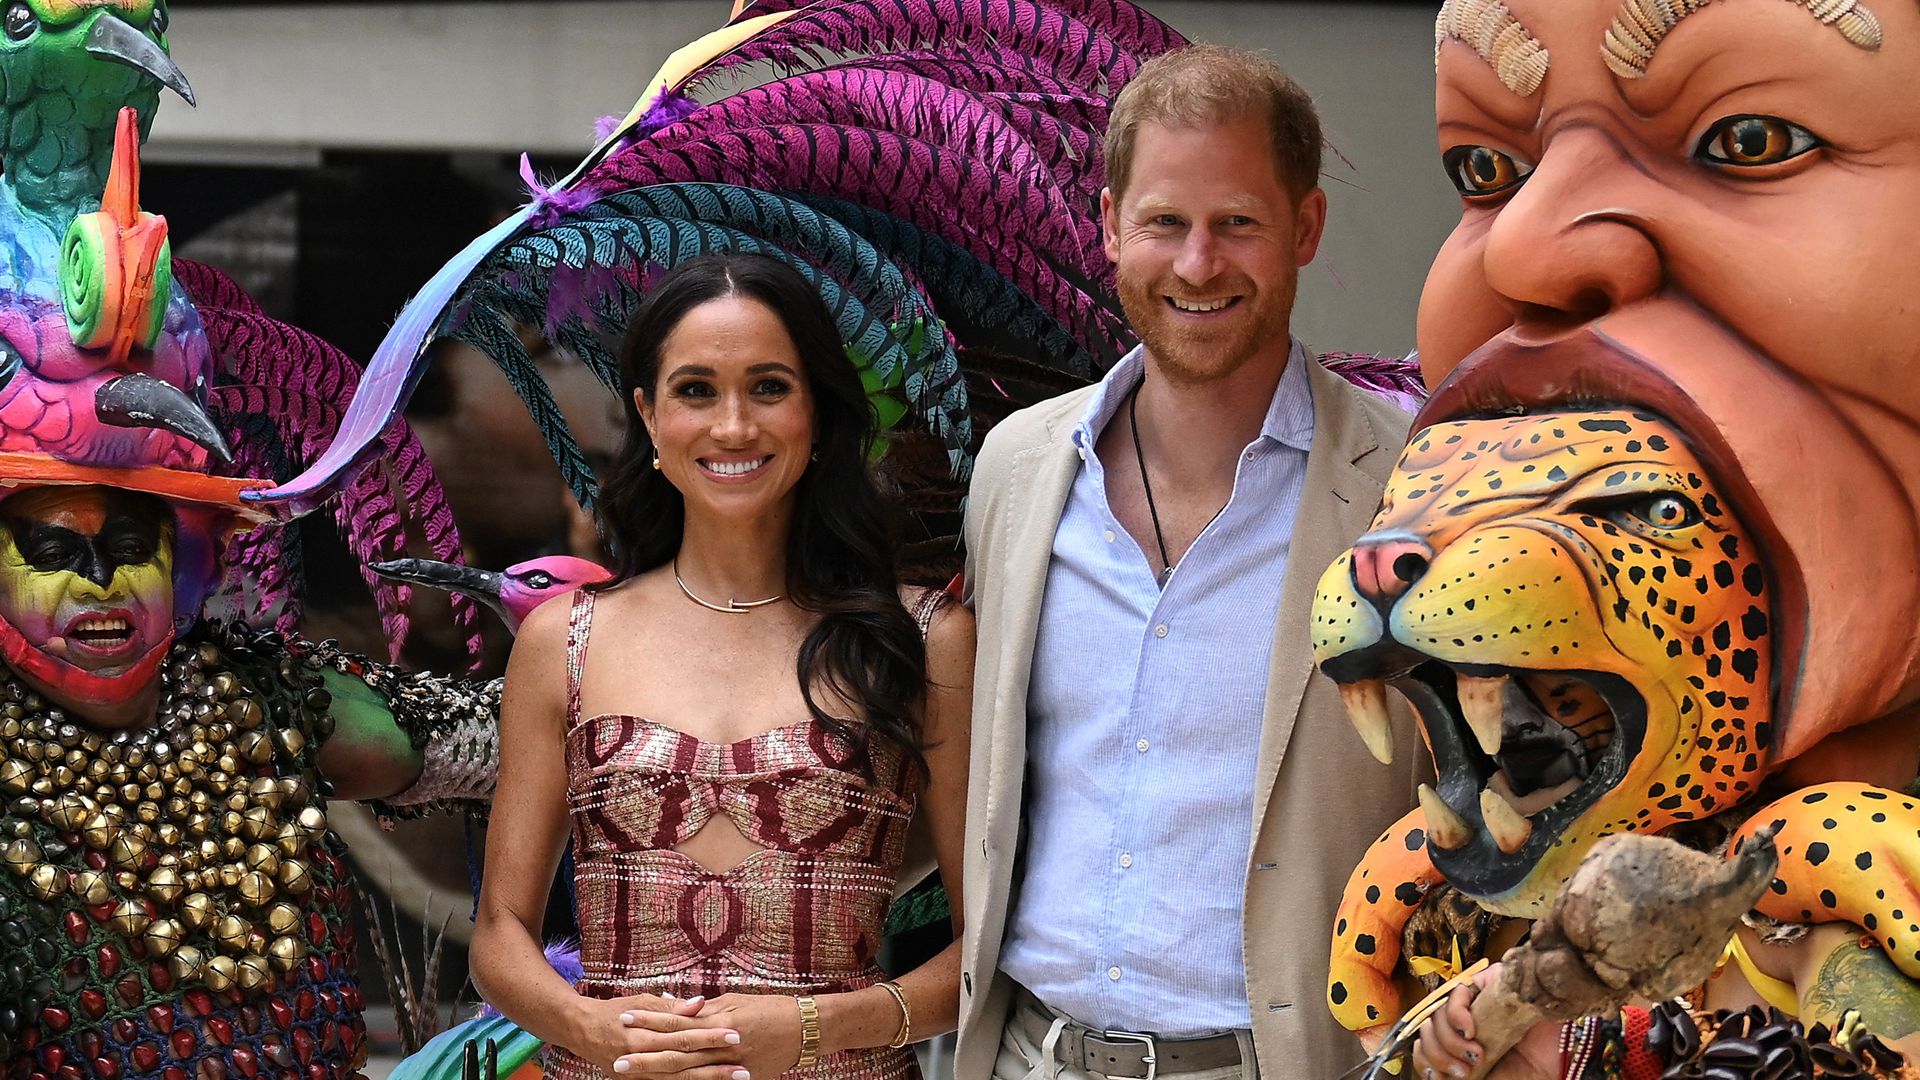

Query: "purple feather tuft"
left=478, top=941, right=583, bottom=1019
left=522, top=155, right=601, bottom=230
left=633, top=87, right=702, bottom=138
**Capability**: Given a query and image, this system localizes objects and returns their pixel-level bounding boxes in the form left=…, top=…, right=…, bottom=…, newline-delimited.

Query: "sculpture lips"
left=95, top=372, right=233, bottom=464
left=83, top=14, right=195, bottom=107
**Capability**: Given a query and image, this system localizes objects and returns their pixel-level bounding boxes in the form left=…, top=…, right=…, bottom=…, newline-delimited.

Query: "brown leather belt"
left=1016, top=990, right=1248, bottom=1078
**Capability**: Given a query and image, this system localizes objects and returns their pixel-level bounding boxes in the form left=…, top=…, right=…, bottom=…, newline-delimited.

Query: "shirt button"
left=1153, top=624, right=1169, bottom=638
left=1136, top=738, right=1150, bottom=753
left=1119, top=853, right=1134, bottom=869
left=1103, top=530, right=1116, bottom=543
left=1245, top=450, right=1255, bottom=461
left=1108, top=966, right=1122, bottom=981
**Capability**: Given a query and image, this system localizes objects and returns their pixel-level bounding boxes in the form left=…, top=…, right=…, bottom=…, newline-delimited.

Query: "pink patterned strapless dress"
left=546, top=589, right=930, bottom=1080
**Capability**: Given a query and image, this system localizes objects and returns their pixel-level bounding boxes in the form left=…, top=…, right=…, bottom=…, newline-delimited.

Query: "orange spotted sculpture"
left=1314, top=0, right=1920, bottom=1071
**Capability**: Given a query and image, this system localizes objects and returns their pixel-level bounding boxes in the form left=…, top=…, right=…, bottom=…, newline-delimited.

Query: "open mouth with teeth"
left=698, top=456, right=771, bottom=479
left=1356, top=661, right=1646, bottom=900
left=59, top=611, right=142, bottom=658
left=1166, top=296, right=1240, bottom=314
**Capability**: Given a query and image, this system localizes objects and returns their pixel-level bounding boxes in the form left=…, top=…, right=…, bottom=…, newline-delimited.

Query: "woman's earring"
left=809, top=446, right=820, bottom=462
left=651, top=450, right=661, bottom=470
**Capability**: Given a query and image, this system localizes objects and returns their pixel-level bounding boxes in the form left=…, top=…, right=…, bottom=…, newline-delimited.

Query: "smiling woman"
left=470, top=252, right=974, bottom=1080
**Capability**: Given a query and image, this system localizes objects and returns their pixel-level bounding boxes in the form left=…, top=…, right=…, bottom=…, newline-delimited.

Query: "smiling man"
left=956, top=44, right=1427, bottom=1080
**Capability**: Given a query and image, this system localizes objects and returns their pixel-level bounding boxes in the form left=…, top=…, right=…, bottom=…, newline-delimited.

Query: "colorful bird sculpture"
left=373, top=555, right=614, bottom=634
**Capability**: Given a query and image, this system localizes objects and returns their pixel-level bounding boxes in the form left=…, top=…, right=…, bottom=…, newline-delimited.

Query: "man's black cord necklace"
left=1129, top=382, right=1176, bottom=587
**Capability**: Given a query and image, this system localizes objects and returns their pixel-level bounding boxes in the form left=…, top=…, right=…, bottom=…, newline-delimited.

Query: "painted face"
left=1313, top=411, right=1770, bottom=915
left=637, top=295, right=816, bottom=526
left=1101, top=116, right=1325, bottom=384
left=1415, top=0, right=1920, bottom=759
left=0, top=486, right=175, bottom=723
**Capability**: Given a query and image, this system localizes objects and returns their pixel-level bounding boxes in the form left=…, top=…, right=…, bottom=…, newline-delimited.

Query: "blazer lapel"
left=983, top=416, right=1082, bottom=885
left=1250, top=361, right=1393, bottom=828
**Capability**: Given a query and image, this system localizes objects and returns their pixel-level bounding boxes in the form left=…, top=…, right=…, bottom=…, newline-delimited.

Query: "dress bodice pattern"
left=547, top=589, right=930, bottom=1080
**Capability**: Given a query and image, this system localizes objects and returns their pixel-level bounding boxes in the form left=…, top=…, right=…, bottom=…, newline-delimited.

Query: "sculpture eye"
left=1615, top=493, right=1701, bottom=532
left=524, top=572, right=554, bottom=590
left=151, top=2, right=167, bottom=35
left=3, top=2, right=38, bottom=42
left=1696, top=115, right=1820, bottom=168
left=1442, top=145, right=1535, bottom=197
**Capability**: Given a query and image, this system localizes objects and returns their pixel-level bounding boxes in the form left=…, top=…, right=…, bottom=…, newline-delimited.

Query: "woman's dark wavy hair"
left=594, top=252, right=928, bottom=768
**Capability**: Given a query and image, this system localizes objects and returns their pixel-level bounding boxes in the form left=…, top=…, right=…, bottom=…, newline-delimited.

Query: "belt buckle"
left=1098, top=1029, right=1158, bottom=1080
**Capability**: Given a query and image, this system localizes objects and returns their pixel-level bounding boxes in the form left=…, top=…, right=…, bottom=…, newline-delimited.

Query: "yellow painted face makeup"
left=0, top=487, right=176, bottom=690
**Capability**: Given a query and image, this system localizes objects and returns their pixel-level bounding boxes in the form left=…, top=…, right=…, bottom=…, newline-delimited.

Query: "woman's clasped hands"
left=598, top=992, right=804, bottom=1080
left=566, top=992, right=747, bottom=1080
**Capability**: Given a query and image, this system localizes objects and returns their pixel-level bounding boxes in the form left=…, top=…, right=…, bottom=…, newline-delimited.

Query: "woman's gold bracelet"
left=876, top=980, right=912, bottom=1049
left=795, top=995, right=822, bottom=1068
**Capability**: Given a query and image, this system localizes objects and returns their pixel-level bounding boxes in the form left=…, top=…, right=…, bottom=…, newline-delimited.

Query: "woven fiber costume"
left=1311, top=1, right=1920, bottom=1077
left=0, top=5, right=500, bottom=1080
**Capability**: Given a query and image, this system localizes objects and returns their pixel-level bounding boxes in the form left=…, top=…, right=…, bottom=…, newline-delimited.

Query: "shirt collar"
left=1072, top=337, right=1317, bottom=454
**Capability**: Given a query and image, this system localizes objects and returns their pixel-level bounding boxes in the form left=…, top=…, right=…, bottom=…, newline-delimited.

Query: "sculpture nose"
left=1351, top=534, right=1432, bottom=604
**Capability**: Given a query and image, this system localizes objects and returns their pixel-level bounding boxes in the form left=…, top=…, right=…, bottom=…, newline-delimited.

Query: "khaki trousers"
left=990, top=990, right=1260, bottom=1080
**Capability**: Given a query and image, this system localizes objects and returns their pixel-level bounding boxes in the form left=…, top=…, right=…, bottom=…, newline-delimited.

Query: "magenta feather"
left=656, top=66, right=1104, bottom=200
left=578, top=124, right=1123, bottom=352
left=1320, top=351, right=1428, bottom=412
left=179, top=258, right=482, bottom=665
left=680, top=0, right=1144, bottom=99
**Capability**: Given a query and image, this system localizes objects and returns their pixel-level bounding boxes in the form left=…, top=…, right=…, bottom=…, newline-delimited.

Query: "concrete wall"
left=152, top=1, right=1460, bottom=355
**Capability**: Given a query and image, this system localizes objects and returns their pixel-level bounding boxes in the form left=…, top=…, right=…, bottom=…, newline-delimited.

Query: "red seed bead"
left=78, top=991, right=107, bottom=1020
left=164, top=1068, right=188, bottom=1080
left=290, top=1030, right=315, bottom=1067
left=132, top=1045, right=162, bottom=1073
left=96, top=946, right=121, bottom=979
left=148, top=962, right=174, bottom=994
left=117, top=976, right=143, bottom=1009
left=184, top=991, right=213, bottom=1019
left=39, top=1006, right=71, bottom=1033
left=91, top=1056, right=119, bottom=1080
left=231, top=1049, right=259, bottom=1079
left=267, top=1000, right=293, bottom=1031
left=39, top=1046, right=65, bottom=1072
left=169, top=1030, right=196, bottom=1060
left=111, top=1019, right=137, bottom=1045
left=148, top=1005, right=175, bottom=1035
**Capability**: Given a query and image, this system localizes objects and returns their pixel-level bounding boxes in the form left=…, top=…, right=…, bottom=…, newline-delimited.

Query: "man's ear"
left=1293, top=187, right=1329, bottom=267
left=1101, top=186, right=1121, bottom=264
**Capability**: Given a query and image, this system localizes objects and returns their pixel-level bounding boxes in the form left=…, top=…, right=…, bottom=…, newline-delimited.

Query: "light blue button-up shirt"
left=1000, top=340, right=1316, bottom=1037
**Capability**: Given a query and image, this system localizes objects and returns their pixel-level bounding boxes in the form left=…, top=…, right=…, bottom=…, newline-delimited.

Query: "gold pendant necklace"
left=672, top=558, right=785, bottom=614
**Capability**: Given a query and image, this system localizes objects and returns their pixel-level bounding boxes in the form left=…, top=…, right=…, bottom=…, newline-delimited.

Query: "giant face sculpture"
left=1415, top=0, right=1920, bottom=768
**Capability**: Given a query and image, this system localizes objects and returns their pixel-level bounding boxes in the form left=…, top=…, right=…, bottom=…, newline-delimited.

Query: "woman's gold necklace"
left=672, top=558, right=785, bottom=614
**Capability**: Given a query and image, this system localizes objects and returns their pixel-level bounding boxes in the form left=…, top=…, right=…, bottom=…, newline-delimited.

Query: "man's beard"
left=1116, top=265, right=1297, bottom=385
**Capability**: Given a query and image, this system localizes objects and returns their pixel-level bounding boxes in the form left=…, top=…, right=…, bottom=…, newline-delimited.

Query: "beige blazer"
left=954, top=356, right=1426, bottom=1080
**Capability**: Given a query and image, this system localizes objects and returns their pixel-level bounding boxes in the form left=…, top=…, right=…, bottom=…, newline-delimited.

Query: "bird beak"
left=369, top=559, right=511, bottom=623
left=84, top=13, right=195, bottom=107
left=95, top=372, right=232, bottom=464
